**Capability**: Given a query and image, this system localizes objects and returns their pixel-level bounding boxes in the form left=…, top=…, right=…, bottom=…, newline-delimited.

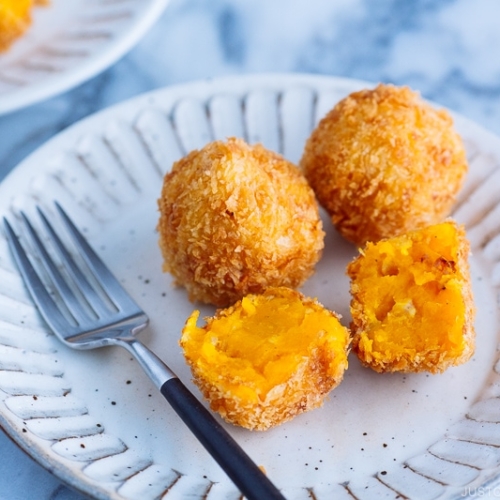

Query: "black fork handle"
left=160, top=378, right=286, bottom=500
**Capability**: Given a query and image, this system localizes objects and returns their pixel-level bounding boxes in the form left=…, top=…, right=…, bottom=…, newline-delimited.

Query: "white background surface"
left=2, top=0, right=500, bottom=498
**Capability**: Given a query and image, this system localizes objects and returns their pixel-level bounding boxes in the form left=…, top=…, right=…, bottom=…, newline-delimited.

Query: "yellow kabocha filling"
left=347, top=220, right=475, bottom=373
left=181, top=287, right=350, bottom=430
left=0, top=0, right=46, bottom=52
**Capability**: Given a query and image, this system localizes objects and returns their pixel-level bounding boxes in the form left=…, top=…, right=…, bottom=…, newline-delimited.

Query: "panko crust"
left=347, top=220, right=475, bottom=374
left=158, top=137, right=324, bottom=307
left=180, top=287, right=350, bottom=430
left=300, top=84, right=468, bottom=246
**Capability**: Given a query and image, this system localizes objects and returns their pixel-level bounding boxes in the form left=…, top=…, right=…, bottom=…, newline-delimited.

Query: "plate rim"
left=0, top=0, right=171, bottom=116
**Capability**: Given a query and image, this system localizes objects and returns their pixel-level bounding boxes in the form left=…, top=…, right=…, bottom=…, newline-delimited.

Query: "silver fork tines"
left=3, top=202, right=285, bottom=500
left=3, top=203, right=147, bottom=346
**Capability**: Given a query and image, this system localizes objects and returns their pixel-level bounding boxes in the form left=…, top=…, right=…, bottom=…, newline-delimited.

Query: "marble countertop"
left=1, top=0, right=500, bottom=498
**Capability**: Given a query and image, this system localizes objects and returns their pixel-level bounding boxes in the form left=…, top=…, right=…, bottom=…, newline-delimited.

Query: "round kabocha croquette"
left=300, top=84, right=468, bottom=246
left=180, top=287, right=350, bottom=430
left=158, top=137, right=325, bottom=307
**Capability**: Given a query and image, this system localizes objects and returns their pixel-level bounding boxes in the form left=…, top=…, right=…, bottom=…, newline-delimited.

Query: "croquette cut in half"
left=347, top=220, right=475, bottom=374
left=180, top=287, right=350, bottom=431
left=158, top=137, right=325, bottom=307
left=300, top=84, right=468, bottom=246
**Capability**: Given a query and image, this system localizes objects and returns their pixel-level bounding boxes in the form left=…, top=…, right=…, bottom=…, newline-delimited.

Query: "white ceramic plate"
left=0, top=74, right=500, bottom=500
left=0, top=0, right=170, bottom=115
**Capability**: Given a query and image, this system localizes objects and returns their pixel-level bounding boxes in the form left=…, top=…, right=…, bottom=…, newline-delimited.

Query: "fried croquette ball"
left=0, top=0, right=31, bottom=51
left=300, top=84, right=468, bottom=246
left=180, top=287, right=350, bottom=430
left=157, top=137, right=324, bottom=307
left=347, top=220, right=475, bottom=374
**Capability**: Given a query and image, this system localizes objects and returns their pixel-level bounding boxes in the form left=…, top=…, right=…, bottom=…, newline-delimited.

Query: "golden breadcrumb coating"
left=180, top=287, right=350, bottom=430
left=347, top=220, right=475, bottom=374
left=300, top=84, right=468, bottom=246
left=0, top=0, right=47, bottom=52
left=158, top=137, right=324, bottom=307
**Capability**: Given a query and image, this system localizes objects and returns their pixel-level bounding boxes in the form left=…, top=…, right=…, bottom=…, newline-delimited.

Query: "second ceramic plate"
left=0, top=74, right=499, bottom=500
left=0, top=0, right=170, bottom=115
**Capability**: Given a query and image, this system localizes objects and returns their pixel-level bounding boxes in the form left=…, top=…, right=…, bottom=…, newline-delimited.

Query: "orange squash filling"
left=181, top=287, right=350, bottom=430
left=0, top=0, right=46, bottom=52
left=347, top=220, right=475, bottom=373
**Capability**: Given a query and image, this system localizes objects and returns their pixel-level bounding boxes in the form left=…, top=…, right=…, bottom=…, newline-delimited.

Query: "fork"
left=3, top=203, right=286, bottom=500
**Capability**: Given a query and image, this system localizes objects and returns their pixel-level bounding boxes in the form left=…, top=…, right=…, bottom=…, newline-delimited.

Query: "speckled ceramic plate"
left=0, top=74, right=500, bottom=500
left=0, top=0, right=170, bottom=115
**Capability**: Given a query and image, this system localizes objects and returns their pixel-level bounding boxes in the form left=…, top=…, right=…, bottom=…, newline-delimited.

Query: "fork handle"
left=160, top=378, right=285, bottom=500
left=122, top=339, right=284, bottom=499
